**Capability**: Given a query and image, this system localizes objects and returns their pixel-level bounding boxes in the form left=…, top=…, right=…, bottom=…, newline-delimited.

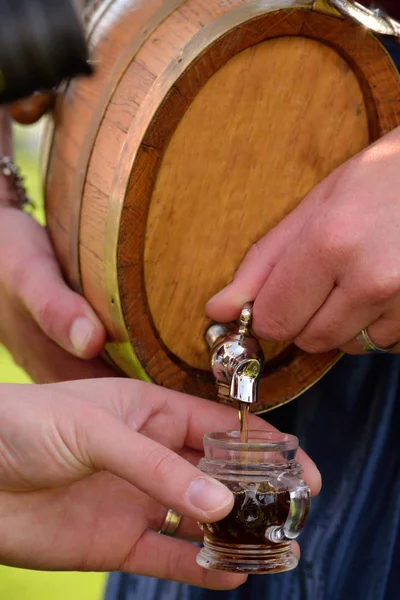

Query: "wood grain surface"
left=43, top=0, right=400, bottom=412
left=145, top=35, right=369, bottom=371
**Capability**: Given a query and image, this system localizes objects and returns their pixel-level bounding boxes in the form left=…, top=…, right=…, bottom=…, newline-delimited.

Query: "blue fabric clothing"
left=104, top=41, right=400, bottom=600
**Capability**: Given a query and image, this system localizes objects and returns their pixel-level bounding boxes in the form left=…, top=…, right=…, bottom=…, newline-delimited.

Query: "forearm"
left=0, top=110, right=17, bottom=206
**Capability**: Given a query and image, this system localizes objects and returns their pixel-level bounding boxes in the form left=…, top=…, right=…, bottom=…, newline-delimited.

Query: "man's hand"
left=0, top=208, right=114, bottom=381
left=0, top=379, right=321, bottom=587
left=207, top=126, right=400, bottom=355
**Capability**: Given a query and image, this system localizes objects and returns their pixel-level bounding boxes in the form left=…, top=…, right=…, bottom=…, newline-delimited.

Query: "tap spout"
left=206, top=303, right=264, bottom=404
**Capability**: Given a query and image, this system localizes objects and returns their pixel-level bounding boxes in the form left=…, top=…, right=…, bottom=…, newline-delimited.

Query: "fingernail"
left=69, top=317, right=96, bottom=355
left=188, top=477, right=233, bottom=516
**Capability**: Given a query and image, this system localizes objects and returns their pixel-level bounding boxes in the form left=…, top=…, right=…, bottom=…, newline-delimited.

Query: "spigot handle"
left=238, top=303, right=253, bottom=335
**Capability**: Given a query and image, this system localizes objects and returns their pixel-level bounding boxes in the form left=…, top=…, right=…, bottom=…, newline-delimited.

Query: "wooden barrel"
left=42, top=0, right=400, bottom=413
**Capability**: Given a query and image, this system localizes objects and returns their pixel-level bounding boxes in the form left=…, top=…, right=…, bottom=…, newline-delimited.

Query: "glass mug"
left=197, top=431, right=310, bottom=574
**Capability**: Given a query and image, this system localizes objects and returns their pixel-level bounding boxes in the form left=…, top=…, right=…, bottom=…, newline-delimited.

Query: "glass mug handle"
left=266, top=473, right=311, bottom=543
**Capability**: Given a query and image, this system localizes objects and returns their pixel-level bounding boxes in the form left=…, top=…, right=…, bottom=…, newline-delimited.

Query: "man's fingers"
left=0, top=210, right=106, bottom=358
left=292, top=541, right=300, bottom=560
left=251, top=240, right=334, bottom=343
left=294, top=285, right=382, bottom=353
left=341, top=313, right=400, bottom=355
left=85, top=412, right=234, bottom=523
left=174, top=516, right=203, bottom=542
left=19, top=253, right=105, bottom=358
left=206, top=168, right=342, bottom=322
left=62, top=378, right=273, bottom=452
left=0, top=296, right=115, bottom=383
left=62, top=379, right=322, bottom=499
left=121, top=530, right=247, bottom=590
left=94, top=402, right=321, bottom=506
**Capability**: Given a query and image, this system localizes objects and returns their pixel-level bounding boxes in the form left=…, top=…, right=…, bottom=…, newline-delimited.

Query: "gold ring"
left=158, top=508, right=182, bottom=537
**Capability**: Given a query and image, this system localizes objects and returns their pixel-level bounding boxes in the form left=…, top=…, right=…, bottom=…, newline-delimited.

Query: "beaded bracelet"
left=0, top=155, right=34, bottom=211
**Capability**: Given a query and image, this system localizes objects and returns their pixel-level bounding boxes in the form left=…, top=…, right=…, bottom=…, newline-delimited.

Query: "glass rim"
left=203, top=430, right=299, bottom=451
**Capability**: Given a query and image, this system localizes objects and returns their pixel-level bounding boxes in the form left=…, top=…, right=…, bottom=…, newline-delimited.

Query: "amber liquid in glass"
left=202, top=481, right=290, bottom=548
left=198, top=415, right=306, bottom=572
left=201, top=404, right=291, bottom=552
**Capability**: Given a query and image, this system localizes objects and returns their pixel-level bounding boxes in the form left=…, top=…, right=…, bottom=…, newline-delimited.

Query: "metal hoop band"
left=356, top=328, right=398, bottom=354
left=158, top=509, right=182, bottom=537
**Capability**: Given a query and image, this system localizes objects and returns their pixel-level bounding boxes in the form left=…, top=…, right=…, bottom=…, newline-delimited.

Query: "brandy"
left=201, top=481, right=290, bottom=546
left=197, top=431, right=310, bottom=574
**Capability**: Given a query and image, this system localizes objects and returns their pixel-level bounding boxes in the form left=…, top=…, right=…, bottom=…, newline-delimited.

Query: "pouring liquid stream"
left=238, top=401, right=249, bottom=443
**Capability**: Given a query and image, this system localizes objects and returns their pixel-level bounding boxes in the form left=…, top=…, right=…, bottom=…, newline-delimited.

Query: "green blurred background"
left=0, top=122, right=106, bottom=599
